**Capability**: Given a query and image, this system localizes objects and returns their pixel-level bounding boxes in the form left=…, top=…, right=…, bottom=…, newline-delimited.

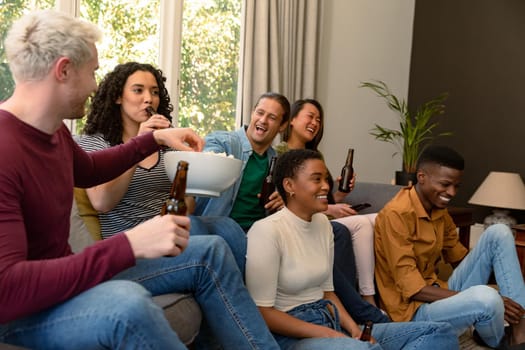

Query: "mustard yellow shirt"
left=374, top=186, right=468, bottom=322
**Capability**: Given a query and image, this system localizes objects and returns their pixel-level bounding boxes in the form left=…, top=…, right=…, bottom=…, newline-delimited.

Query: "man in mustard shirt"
left=375, top=146, right=525, bottom=349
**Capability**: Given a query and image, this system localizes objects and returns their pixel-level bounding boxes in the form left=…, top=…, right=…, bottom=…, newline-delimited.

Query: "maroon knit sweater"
left=0, top=110, right=159, bottom=323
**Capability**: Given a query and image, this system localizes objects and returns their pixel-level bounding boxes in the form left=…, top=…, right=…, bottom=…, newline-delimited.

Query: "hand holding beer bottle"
left=259, top=156, right=277, bottom=216
left=359, top=320, right=373, bottom=341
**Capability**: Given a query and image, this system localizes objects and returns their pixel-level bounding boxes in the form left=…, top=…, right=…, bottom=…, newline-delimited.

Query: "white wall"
left=317, top=0, right=415, bottom=184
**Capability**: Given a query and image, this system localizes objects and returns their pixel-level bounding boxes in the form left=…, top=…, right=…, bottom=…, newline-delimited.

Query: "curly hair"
left=274, top=149, right=324, bottom=205
left=282, top=99, right=324, bottom=151
left=83, top=62, right=173, bottom=146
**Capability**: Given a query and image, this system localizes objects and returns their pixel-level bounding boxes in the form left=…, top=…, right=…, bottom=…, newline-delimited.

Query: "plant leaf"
left=360, top=80, right=451, bottom=172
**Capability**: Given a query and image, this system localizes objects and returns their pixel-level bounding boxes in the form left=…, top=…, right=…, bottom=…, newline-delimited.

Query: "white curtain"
left=236, top=0, right=321, bottom=125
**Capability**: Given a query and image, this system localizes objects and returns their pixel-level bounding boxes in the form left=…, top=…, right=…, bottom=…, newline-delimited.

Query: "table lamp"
left=468, top=171, right=525, bottom=228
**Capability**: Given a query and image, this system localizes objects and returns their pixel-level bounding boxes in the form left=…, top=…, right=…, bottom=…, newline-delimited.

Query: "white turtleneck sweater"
left=246, top=207, right=334, bottom=312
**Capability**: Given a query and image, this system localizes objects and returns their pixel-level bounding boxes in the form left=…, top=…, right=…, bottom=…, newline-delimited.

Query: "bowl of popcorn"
left=164, top=151, right=243, bottom=197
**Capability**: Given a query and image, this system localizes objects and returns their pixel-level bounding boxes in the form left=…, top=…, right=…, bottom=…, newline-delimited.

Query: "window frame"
left=55, top=0, right=184, bottom=130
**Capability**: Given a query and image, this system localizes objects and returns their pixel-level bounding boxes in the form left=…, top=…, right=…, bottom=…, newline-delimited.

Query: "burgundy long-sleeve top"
left=0, top=110, right=160, bottom=323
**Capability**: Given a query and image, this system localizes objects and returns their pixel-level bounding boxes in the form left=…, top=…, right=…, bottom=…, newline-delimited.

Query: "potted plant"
left=360, top=80, right=451, bottom=185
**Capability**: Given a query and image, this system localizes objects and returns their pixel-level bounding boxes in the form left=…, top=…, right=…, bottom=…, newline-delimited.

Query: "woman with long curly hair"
left=84, top=62, right=173, bottom=146
left=77, top=62, right=248, bottom=274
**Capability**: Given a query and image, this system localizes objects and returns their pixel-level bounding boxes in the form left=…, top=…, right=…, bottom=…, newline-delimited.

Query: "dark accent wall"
left=409, top=1, right=525, bottom=223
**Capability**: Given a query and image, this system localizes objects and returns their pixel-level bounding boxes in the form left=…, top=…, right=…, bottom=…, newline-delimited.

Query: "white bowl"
left=164, top=151, right=242, bottom=197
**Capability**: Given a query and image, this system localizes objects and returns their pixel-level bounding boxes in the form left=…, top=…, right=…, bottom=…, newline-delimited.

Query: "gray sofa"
left=342, top=181, right=403, bottom=214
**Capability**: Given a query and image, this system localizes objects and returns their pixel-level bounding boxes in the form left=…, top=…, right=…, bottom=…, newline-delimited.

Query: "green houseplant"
left=360, top=80, right=451, bottom=184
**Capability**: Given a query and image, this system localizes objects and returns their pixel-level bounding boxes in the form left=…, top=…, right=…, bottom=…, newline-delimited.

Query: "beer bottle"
left=259, top=156, right=277, bottom=215
left=338, top=148, right=354, bottom=193
left=161, top=160, right=189, bottom=216
left=359, top=320, right=373, bottom=341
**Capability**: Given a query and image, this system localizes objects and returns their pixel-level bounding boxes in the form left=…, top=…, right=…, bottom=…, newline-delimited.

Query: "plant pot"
left=395, top=171, right=417, bottom=186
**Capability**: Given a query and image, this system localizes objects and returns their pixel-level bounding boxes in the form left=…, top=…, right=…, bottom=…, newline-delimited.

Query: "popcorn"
left=203, top=151, right=235, bottom=159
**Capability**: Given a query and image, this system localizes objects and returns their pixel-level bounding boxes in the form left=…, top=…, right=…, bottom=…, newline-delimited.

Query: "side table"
left=512, top=224, right=525, bottom=279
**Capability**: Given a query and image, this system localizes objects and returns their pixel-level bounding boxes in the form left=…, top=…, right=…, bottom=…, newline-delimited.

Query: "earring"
left=288, top=191, right=295, bottom=197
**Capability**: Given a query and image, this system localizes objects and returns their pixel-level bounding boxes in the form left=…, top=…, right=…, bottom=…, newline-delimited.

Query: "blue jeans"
left=0, top=280, right=184, bottom=349
left=275, top=299, right=457, bottom=350
left=412, top=224, right=525, bottom=347
left=331, top=221, right=390, bottom=324
left=190, top=215, right=247, bottom=275
left=0, top=236, right=278, bottom=350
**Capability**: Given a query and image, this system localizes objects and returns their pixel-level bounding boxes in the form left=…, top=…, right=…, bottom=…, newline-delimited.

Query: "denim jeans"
left=0, top=280, right=185, bottom=349
left=275, top=299, right=458, bottom=350
left=0, top=235, right=279, bottom=350
left=412, top=223, right=525, bottom=348
left=331, top=221, right=390, bottom=324
left=190, top=215, right=247, bottom=274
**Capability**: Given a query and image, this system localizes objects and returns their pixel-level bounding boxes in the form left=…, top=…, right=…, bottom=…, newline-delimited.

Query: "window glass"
left=1, top=0, right=241, bottom=135
left=77, top=0, right=161, bottom=132
left=179, top=0, right=241, bottom=135
left=80, top=0, right=160, bottom=78
left=0, top=0, right=56, bottom=101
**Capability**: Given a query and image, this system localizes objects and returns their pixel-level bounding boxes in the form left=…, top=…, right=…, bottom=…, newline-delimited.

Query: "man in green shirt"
left=193, top=92, right=290, bottom=230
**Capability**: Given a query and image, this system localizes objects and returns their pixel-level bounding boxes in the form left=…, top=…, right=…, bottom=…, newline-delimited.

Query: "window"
left=80, top=0, right=161, bottom=79
left=0, top=0, right=56, bottom=101
left=75, top=0, right=161, bottom=132
left=0, top=0, right=241, bottom=135
left=178, top=0, right=241, bottom=135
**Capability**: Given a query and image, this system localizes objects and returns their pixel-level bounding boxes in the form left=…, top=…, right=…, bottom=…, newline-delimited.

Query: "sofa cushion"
left=343, top=182, right=403, bottom=214
left=153, top=294, right=202, bottom=345
left=73, top=187, right=102, bottom=241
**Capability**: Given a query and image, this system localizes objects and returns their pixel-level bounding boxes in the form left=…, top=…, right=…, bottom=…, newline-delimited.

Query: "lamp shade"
left=468, top=171, right=525, bottom=210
